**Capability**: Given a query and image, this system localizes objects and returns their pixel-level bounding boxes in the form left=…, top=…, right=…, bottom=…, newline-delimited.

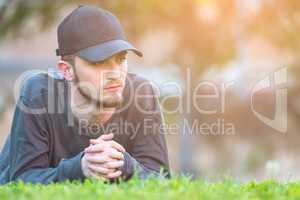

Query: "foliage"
left=0, top=176, right=299, bottom=200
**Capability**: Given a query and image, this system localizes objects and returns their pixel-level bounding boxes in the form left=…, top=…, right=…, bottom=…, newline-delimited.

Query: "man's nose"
left=105, top=70, right=122, bottom=80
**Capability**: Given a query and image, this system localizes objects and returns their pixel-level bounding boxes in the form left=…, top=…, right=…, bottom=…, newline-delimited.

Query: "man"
left=0, top=5, right=170, bottom=184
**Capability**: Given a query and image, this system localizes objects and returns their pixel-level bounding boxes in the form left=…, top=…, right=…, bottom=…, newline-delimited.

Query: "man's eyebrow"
left=117, top=51, right=128, bottom=57
left=85, top=59, right=105, bottom=66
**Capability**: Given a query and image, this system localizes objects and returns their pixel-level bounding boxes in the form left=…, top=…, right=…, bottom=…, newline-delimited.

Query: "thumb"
left=100, top=133, right=114, bottom=141
left=89, top=139, right=99, bottom=145
left=89, top=133, right=114, bottom=144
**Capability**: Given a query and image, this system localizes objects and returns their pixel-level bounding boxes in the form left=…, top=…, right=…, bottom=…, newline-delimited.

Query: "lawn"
left=0, top=176, right=299, bottom=200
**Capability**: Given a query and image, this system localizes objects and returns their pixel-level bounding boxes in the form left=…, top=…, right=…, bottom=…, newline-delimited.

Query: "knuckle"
left=103, top=154, right=109, bottom=161
left=107, top=148, right=113, bottom=154
left=114, top=151, right=122, bottom=158
left=106, top=163, right=113, bottom=168
left=116, top=152, right=123, bottom=159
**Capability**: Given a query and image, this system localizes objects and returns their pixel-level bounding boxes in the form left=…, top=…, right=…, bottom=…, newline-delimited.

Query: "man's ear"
left=57, top=60, right=74, bottom=81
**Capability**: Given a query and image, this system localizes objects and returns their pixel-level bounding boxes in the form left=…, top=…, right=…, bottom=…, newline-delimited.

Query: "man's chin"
left=95, top=94, right=123, bottom=109
left=77, top=86, right=123, bottom=108
left=102, top=101, right=121, bottom=108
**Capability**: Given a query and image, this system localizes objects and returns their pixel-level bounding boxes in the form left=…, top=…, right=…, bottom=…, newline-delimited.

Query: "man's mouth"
left=104, top=84, right=122, bottom=92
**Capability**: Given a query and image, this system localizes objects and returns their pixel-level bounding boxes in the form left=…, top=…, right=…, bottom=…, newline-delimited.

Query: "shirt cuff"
left=120, top=152, right=135, bottom=180
left=59, top=151, right=86, bottom=181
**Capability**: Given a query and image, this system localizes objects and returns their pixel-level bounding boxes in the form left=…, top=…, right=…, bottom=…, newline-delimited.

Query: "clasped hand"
left=81, top=133, right=125, bottom=180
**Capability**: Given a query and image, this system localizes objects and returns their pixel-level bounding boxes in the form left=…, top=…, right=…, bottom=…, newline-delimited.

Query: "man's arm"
left=120, top=80, right=171, bottom=180
left=7, top=96, right=85, bottom=184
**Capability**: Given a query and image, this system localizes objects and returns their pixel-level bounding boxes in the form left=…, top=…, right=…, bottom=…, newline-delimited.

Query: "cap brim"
left=75, top=39, right=143, bottom=62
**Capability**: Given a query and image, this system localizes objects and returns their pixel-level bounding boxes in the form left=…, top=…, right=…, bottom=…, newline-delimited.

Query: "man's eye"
left=92, top=60, right=107, bottom=67
left=88, top=61, right=103, bottom=68
left=118, top=56, right=126, bottom=63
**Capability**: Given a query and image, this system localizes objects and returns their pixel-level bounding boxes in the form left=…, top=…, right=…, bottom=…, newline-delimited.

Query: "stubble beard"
left=75, top=80, right=124, bottom=109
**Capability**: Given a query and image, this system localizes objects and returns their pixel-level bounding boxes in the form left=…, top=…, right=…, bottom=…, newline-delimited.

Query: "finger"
left=89, top=133, right=114, bottom=145
left=106, top=170, right=122, bottom=179
left=88, top=168, right=102, bottom=178
left=100, top=133, right=114, bottom=141
left=105, top=160, right=124, bottom=169
left=107, top=149, right=124, bottom=160
left=87, top=167, right=113, bottom=182
left=109, top=141, right=125, bottom=153
left=89, top=139, right=99, bottom=145
left=85, top=154, right=108, bottom=164
left=89, top=166, right=115, bottom=178
left=85, top=143, right=105, bottom=153
left=90, top=169, right=117, bottom=182
left=87, top=163, right=111, bottom=175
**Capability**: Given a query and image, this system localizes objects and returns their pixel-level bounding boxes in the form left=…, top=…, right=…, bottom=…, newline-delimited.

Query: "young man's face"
left=73, top=51, right=128, bottom=108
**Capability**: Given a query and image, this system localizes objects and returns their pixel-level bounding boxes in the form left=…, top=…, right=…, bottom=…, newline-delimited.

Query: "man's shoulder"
left=126, top=72, right=149, bottom=84
left=18, top=69, right=64, bottom=103
left=126, top=72, right=157, bottom=94
left=123, top=72, right=160, bottom=114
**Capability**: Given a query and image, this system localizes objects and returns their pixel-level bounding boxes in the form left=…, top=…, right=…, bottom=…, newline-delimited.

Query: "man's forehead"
left=76, top=50, right=128, bottom=64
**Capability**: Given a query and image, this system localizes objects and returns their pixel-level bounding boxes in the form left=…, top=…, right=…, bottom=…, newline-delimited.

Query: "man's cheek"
left=98, top=86, right=106, bottom=96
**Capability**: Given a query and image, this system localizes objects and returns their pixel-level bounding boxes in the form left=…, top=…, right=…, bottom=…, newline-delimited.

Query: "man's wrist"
left=80, top=152, right=89, bottom=177
left=59, top=151, right=86, bottom=181
left=120, top=152, right=135, bottom=180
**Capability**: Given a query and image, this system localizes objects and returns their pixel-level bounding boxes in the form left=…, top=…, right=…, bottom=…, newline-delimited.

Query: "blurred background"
left=0, top=0, right=300, bottom=181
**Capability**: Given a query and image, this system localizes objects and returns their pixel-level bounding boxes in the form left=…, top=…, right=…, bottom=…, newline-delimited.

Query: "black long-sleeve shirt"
left=0, top=71, right=170, bottom=184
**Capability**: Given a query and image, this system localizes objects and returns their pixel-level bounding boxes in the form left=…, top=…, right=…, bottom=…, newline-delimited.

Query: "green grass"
left=0, top=176, right=300, bottom=200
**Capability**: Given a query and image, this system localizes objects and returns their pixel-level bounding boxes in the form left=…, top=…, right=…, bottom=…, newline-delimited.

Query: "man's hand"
left=81, top=133, right=126, bottom=180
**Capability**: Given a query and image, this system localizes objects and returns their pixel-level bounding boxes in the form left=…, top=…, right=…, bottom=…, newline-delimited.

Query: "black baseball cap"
left=56, top=5, right=143, bottom=62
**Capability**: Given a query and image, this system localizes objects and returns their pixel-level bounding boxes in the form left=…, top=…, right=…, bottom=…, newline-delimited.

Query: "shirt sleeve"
left=7, top=96, right=85, bottom=184
left=119, top=80, right=171, bottom=180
